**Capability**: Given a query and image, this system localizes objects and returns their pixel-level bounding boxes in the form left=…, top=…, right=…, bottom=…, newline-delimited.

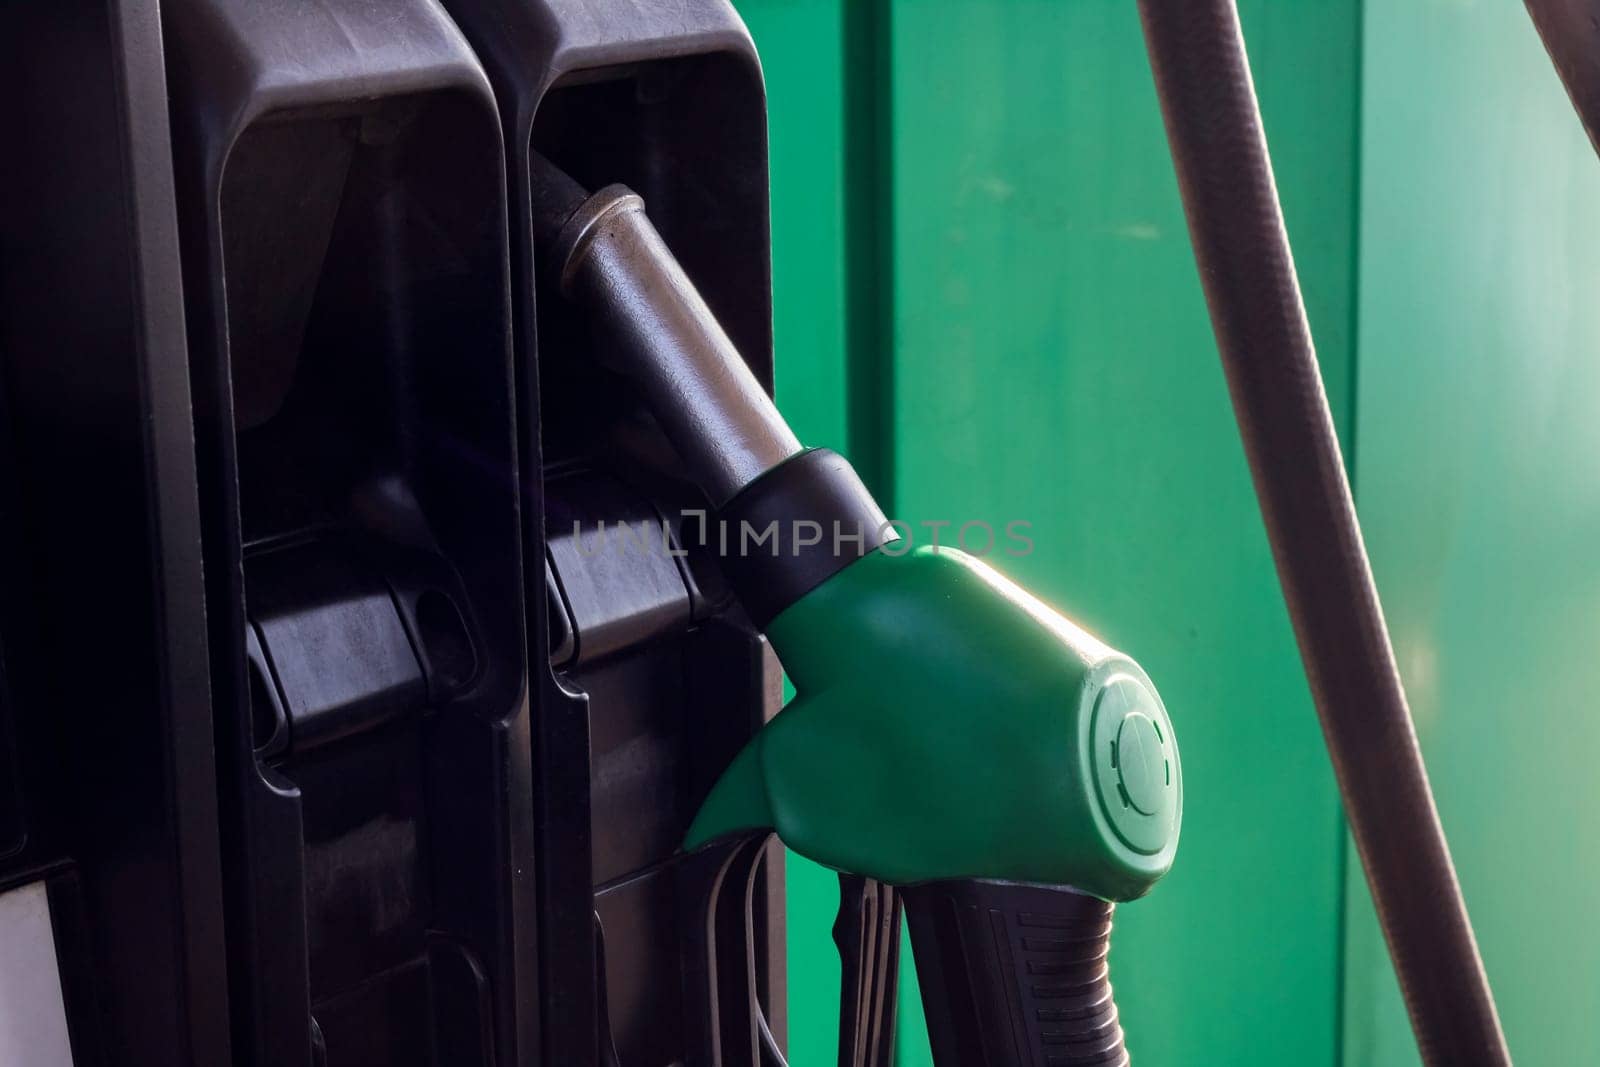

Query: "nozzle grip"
left=901, top=880, right=1127, bottom=1067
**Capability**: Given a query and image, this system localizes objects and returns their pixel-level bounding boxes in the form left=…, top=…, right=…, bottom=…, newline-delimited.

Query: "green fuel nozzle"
left=684, top=545, right=1181, bottom=901
left=532, top=151, right=1181, bottom=1066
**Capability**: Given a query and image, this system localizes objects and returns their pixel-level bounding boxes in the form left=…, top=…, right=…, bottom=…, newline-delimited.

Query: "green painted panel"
left=1346, top=3, right=1600, bottom=1064
left=743, top=1, right=1367, bottom=1062
left=739, top=0, right=851, bottom=453
left=884, top=3, right=1358, bottom=1064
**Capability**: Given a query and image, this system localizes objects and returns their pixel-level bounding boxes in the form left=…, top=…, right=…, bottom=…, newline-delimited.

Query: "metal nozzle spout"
left=529, top=152, right=802, bottom=507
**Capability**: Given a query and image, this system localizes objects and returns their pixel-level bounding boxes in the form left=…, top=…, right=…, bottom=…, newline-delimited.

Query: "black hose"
left=1135, top=4, right=1511, bottom=1064
left=1524, top=0, right=1600, bottom=158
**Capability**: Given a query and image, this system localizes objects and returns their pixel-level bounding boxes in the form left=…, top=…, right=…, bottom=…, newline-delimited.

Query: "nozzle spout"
left=529, top=152, right=802, bottom=507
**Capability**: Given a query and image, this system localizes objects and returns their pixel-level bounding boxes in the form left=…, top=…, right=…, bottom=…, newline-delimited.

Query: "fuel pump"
left=527, top=154, right=1177, bottom=1066
left=0, top=0, right=1525, bottom=1064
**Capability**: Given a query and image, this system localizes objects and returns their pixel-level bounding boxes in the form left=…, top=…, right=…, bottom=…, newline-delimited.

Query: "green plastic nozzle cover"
left=685, top=545, right=1181, bottom=902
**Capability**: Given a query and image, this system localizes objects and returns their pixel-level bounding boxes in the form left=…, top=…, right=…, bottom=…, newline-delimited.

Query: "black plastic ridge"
left=0, top=1, right=230, bottom=1060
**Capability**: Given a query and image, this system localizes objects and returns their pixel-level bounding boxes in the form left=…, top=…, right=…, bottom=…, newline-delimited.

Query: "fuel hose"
left=1136, top=3, right=1511, bottom=1064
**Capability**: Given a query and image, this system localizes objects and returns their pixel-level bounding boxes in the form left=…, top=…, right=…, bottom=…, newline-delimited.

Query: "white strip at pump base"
left=0, top=881, right=74, bottom=1067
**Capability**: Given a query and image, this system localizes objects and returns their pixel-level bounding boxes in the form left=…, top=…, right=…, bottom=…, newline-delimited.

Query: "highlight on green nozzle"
left=686, top=543, right=1182, bottom=902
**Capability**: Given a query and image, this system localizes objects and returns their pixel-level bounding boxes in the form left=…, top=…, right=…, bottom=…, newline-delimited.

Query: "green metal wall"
left=738, top=1, right=1599, bottom=1064
left=1343, top=2, right=1600, bottom=1064
left=881, top=4, right=1357, bottom=1064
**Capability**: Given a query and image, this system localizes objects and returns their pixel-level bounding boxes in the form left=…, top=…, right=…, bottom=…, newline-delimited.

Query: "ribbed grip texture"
left=902, top=880, right=1126, bottom=1067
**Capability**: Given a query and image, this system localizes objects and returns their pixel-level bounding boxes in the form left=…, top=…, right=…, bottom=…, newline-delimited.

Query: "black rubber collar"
left=710, top=449, right=893, bottom=627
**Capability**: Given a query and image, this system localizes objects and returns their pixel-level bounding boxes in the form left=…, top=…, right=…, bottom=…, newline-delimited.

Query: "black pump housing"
left=436, top=1, right=786, bottom=1063
left=0, top=0, right=783, bottom=1064
left=160, top=0, right=534, bottom=1062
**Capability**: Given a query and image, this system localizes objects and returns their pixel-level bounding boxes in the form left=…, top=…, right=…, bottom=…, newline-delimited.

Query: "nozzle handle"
left=901, top=879, right=1127, bottom=1067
